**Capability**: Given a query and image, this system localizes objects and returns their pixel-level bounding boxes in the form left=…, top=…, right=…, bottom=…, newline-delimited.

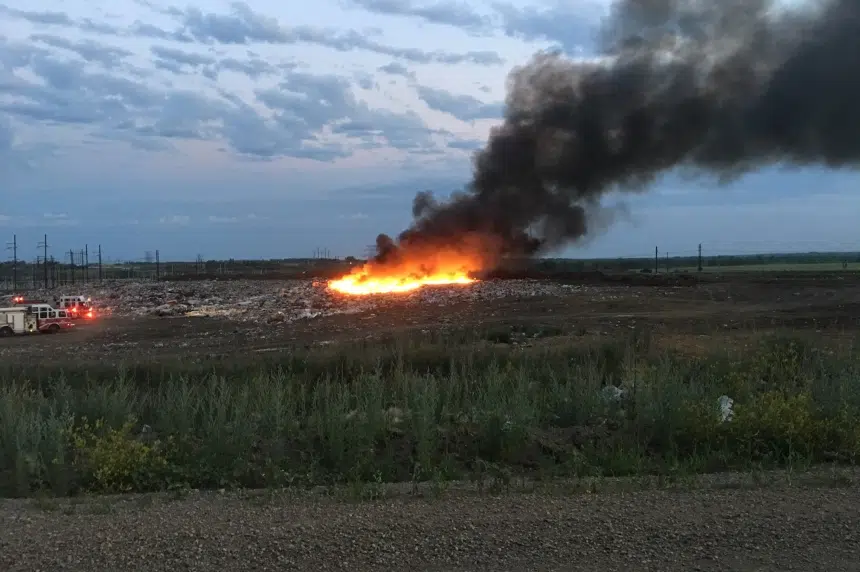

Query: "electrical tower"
left=6, top=234, right=17, bottom=292
left=77, top=249, right=85, bottom=285
left=37, top=234, right=49, bottom=288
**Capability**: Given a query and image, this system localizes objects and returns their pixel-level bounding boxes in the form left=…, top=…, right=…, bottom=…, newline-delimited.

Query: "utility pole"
left=155, top=250, right=160, bottom=280
left=84, top=244, right=89, bottom=284
left=6, top=234, right=17, bottom=293
left=654, top=246, right=658, bottom=274
left=665, top=251, right=669, bottom=273
left=69, top=249, right=75, bottom=285
left=98, top=244, right=103, bottom=282
left=697, top=243, right=703, bottom=272
left=37, top=234, right=49, bottom=289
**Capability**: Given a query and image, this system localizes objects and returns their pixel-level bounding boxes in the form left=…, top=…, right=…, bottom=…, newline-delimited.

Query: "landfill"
left=4, top=279, right=620, bottom=324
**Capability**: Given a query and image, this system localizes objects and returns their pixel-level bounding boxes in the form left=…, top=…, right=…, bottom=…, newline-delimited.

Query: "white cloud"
left=43, top=212, right=68, bottom=219
left=159, top=214, right=190, bottom=224
left=0, top=0, right=603, bottom=196
left=207, top=214, right=263, bottom=223
left=3, top=0, right=850, bottom=263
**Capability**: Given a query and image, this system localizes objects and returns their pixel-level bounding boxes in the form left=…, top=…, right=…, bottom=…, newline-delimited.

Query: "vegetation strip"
left=2, top=333, right=859, bottom=497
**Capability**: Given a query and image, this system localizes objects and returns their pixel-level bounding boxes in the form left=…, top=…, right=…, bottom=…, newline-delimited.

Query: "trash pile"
left=18, top=278, right=610, bottom=324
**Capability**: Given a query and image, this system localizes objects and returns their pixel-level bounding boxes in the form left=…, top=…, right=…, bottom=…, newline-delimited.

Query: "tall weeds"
left=1, top=333, right=858, bottom=497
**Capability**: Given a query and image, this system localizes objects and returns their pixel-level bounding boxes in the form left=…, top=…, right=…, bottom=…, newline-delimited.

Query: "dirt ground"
left=2, top=470, right=859, bottom=572
left=2, top=271, right=860, bottom=366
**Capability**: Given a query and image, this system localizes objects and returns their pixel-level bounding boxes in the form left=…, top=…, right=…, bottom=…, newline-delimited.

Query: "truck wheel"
left=47, top=324, right=61, bottom=333
left=0, top=327, right=12, bottom=337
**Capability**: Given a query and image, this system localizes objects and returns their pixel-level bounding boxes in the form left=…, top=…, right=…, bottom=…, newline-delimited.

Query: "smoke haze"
left=374, top=0, right=860, bottom=265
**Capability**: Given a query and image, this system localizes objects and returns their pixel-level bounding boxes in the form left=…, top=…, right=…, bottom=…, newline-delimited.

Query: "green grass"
left=1, top=331, right=859, bottom=498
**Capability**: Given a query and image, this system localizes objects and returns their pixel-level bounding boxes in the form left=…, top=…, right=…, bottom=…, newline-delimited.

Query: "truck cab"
left=24, top=304, right=75, bottom=333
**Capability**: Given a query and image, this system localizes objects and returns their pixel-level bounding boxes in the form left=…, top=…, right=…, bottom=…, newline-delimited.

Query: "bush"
left=67, top=417, right=172, bottom=493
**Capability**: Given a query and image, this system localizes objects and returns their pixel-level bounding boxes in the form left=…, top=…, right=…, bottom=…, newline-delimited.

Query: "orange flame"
left=328, top=238, right=498, bottom=295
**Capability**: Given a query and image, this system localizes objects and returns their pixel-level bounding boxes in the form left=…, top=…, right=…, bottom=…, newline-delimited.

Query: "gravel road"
left=2, top=472, right=859, bottom=572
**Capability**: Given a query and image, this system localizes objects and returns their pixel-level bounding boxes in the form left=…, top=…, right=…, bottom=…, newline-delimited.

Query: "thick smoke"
left=375, top=0, right=860, bottom=264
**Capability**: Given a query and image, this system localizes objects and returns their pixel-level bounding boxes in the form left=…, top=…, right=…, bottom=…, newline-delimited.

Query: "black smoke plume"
left=374, top=0, right=860, bottom=264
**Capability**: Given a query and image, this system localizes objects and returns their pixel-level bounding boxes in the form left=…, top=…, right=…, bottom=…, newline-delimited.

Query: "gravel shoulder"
left=2, top=470, right=859, bottom=572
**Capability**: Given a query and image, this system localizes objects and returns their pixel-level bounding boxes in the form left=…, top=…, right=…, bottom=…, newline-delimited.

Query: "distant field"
left=671, top=262, right=860, bottom=273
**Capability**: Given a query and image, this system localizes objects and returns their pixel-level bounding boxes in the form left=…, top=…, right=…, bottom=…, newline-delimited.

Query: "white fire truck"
left=0, top=304, right=76, bottom=336
left=55, top=295, right=96, bottom=320
left=10, top=294, right=96, bottom=320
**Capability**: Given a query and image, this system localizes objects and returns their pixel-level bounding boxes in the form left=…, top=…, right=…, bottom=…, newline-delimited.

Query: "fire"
left=328, top=247, right=483, bottom=295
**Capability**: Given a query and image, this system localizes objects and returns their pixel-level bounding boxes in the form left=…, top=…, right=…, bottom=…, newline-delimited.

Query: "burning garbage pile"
left=29, top=278, right=583, bottom=324
left=328, top=0, right=860, bottom=294
left=328, top=234, right=490, bottom=295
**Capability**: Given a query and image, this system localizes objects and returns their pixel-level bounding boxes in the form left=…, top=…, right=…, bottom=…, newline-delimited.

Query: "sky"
left=0, top=0, right=858, bottom=262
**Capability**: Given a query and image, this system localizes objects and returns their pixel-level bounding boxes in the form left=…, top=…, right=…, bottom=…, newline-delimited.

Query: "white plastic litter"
left=601, top=385, right=625, bottom=402
left=718, top=395, right=734, bottom=422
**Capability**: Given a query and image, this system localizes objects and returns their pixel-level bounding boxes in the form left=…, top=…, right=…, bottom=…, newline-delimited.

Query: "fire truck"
left=0, top=304, right=76, bottom=335
left=56, top=295, right=96, bottom=320
left=10, top=294, right=96, bottom=320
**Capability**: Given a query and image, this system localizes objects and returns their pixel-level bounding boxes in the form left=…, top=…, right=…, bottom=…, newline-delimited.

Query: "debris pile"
left=11, top=279, right=615, bottom=323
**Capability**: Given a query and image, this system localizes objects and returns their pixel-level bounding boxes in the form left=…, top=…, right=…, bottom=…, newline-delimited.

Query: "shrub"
left=67, top=417, right=172, bottom=493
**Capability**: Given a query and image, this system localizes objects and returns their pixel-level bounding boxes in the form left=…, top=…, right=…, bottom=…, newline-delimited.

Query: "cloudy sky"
left=1, top=0, right=858, bottom=262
